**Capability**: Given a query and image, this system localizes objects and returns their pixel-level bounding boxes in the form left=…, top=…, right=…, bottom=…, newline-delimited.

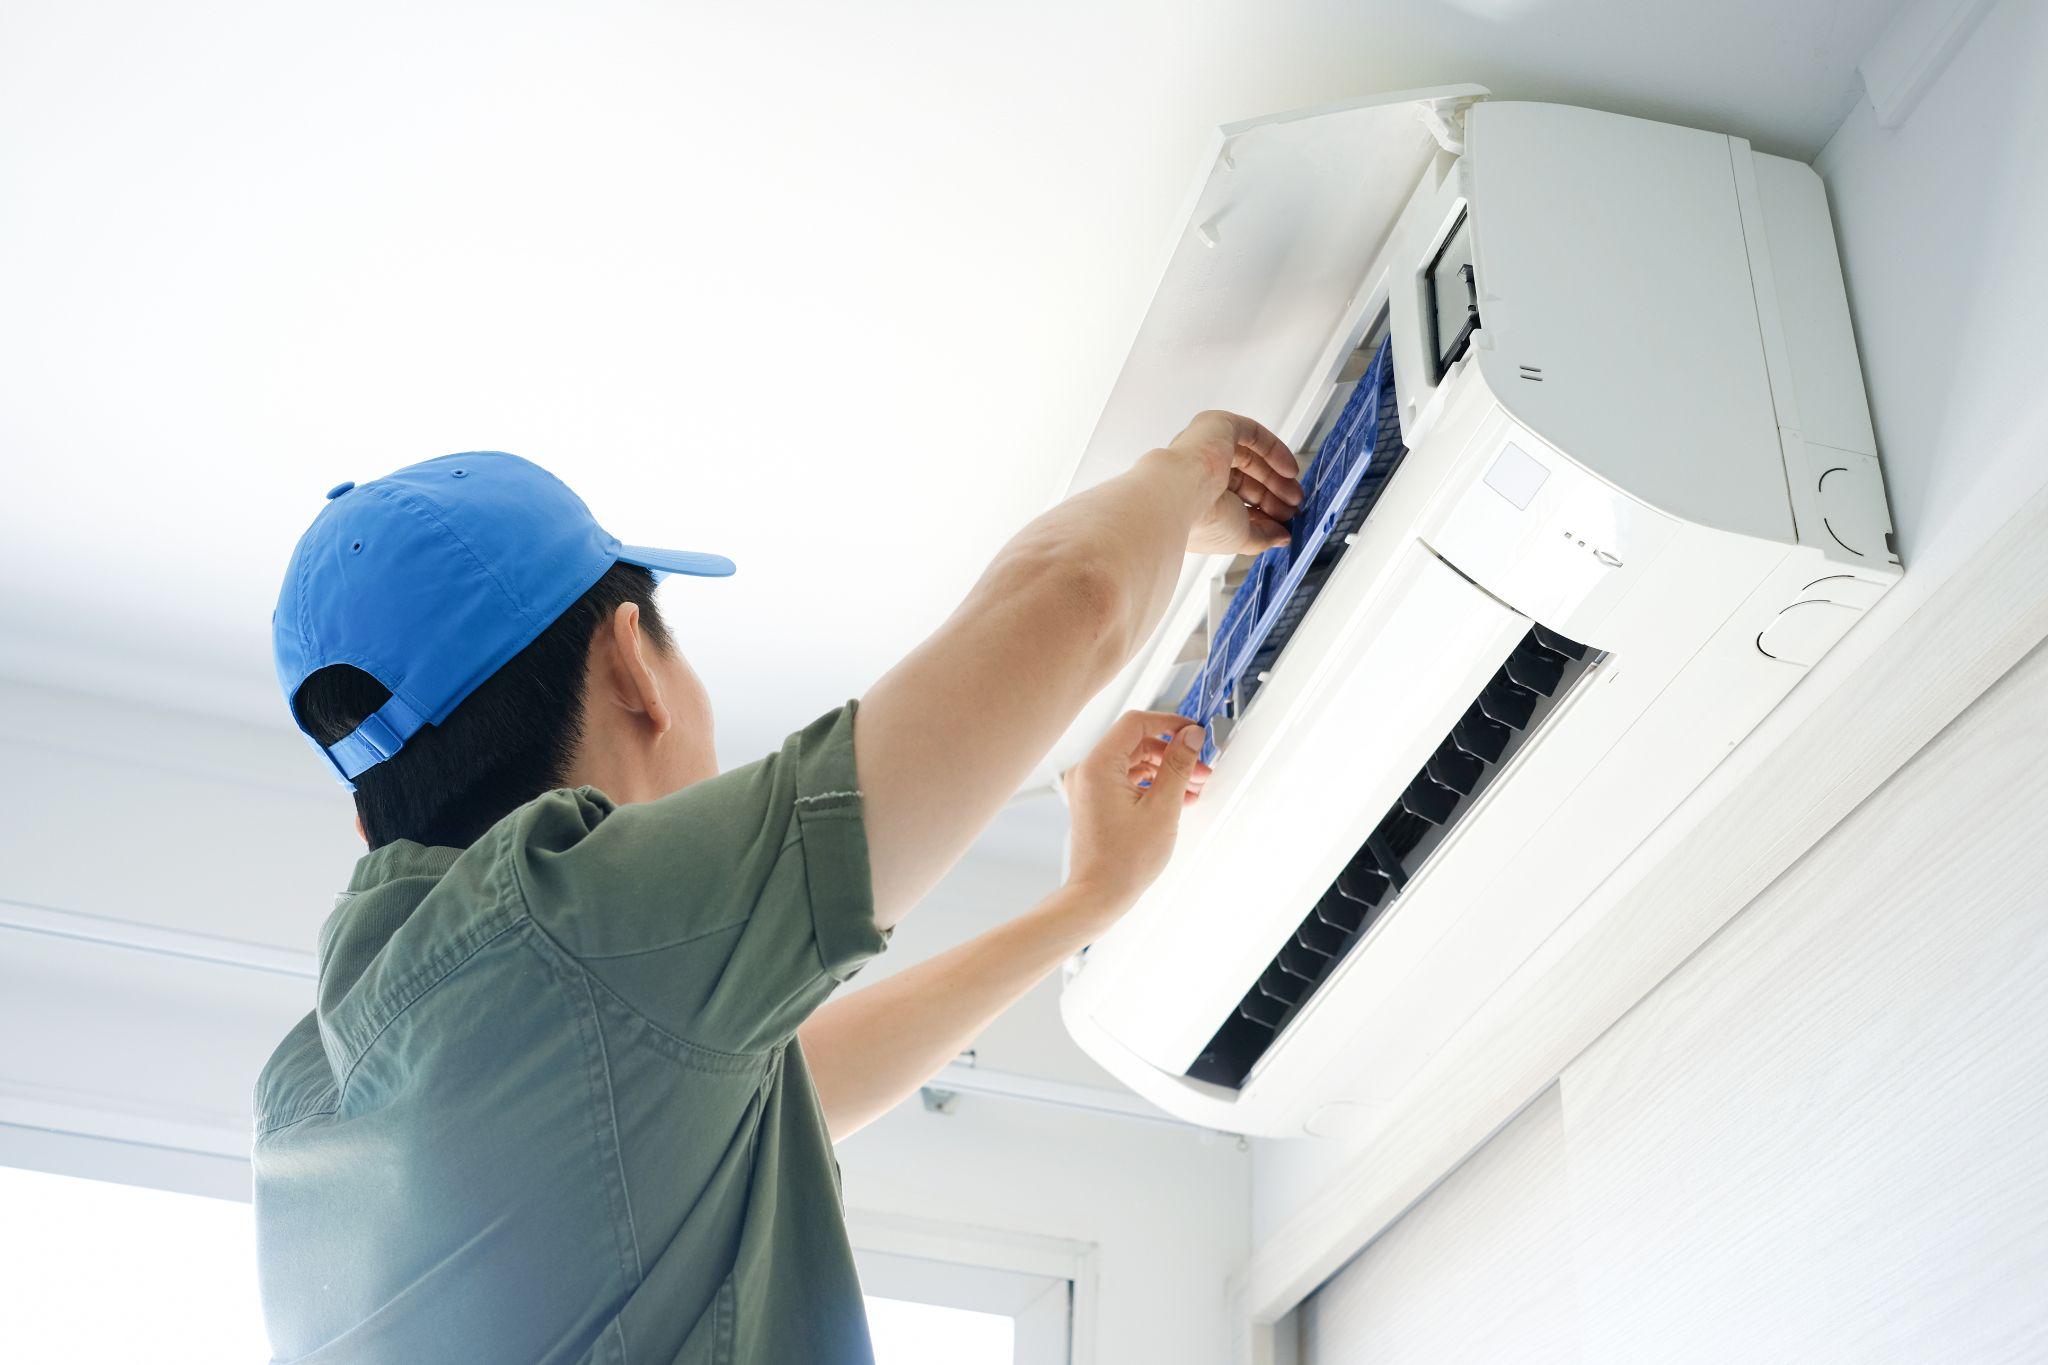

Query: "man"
left=253, top=411, right=1301, bottom=1363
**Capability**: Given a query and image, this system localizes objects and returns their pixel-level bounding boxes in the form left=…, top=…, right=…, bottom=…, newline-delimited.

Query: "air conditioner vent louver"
left=1185, top=623, right=1600, bottom=1090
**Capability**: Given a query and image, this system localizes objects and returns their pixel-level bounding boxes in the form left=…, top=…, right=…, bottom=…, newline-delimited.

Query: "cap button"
left=325, top=481, right=356, bottom=500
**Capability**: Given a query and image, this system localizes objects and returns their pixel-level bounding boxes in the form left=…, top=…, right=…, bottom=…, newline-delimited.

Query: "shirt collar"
left=345, top=839, right=464, bottom=894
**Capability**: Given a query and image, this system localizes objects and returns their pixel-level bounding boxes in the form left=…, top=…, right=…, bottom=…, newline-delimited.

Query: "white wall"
left=0, top=678, right=354, bottom=949
left=1298, top=1089, right=1578, bottom=1364
left=1253, top=0, right=2048, bottom=1253
left=1554, top=647, right=2048, bottom=1360
left=0, top=678, right=348, bottom=1200
left=842, top=1099, right=1249, bottom=1365
left=1815, top=0, right=2048, bottom=569
left=1298, top=592, right=2048, bottom=1364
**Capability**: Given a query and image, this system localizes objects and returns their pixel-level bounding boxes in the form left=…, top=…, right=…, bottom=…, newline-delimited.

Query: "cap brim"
left=618, top=544, right=736, bottom=580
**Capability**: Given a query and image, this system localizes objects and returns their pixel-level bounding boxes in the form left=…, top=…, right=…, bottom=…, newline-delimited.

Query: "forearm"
left=998, top=447, right=1223, bottom=666
left=855, top=449, right=1220, bottom=922
left=798, top=882, right=1128, bottom=1142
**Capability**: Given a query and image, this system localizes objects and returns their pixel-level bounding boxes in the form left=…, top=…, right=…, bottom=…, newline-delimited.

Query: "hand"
left=1170, top=410, right=1303, bottom=557
left=1062, top=709, right=1212, bottom=912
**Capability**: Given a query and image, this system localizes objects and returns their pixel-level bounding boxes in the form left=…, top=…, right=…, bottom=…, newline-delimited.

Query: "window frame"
left=847, top=1210, right=1098, bottom=1365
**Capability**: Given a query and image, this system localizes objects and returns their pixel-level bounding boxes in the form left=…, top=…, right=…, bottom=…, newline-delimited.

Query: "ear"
left=354, top=813, right=367, bottom=845
left=591, top=601, right=674, bottom=737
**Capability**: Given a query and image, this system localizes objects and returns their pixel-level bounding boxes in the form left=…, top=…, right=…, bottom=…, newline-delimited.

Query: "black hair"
left=292, top=562, right=674, bottom=851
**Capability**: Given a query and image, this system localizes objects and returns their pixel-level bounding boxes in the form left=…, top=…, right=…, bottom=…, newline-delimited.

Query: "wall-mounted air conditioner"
left=1057, top=89, right=1898, bottom=1138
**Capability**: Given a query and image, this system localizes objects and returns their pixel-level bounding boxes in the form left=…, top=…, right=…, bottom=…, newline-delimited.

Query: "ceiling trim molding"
left=928, top=1060, right=1210, bottom=1131
left=0, top=1077, right=248, bottom=1161
left=0, top=897, right=317, bottom=979
left=0, top=1121, right=252, bottom=1203
left=1858, top=0, right=1998, bottom=128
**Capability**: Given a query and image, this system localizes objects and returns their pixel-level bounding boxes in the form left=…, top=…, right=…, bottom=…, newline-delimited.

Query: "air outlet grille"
left=1185, top=622, right=1600, bottom=1090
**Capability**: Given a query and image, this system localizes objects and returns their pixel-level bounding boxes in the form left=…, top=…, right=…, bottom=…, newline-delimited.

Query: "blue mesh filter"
left=1178, top=336, right=1399, bottom=763
left=1323, top=365, right=1404, bottom=545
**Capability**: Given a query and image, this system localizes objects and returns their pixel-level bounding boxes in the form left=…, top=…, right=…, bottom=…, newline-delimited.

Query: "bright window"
left=2, top=1163, right=1053, bottom=1364
left=864, top=1296, right=1015, bottom=1363
left=855, top=1245, right=1071, bottom=1364
left=0, top=1164, right=270, bottom=1364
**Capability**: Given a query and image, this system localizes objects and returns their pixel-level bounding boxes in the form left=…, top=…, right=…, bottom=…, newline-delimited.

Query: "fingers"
left=1209, top=411, right=1302, bottom=513
left=1186, top=410, right=1298, bottom=478
left=1233, top=453, right=1303, bottom=517
left=1086, top=709, right=1214, bottom=804
left=1224, top=412, right=1300, bottom=480
left=1091, top=709, right=1198, bottom=764
left=1128, top=734, right=1179, bottom=763
left=1226, top=464, right=1302, bottom=520
left=1175, top=410, right=1301, bottom=496
left=1145, top=722, right=1207, bottom=805
left=1246, top=511, right=1292, bottom=549
left=1125, top=735, right=1209, bottom=782
left=1130, top=770, right=1210, bottom=803
left=1176, top=411, right=1304, bottom=558
left=1203, top=412, right=1303, bottom=547
left=1127, top=751, right=1211, bottom=791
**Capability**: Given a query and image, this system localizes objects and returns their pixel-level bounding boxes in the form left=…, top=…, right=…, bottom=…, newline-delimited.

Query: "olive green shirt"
left=253, top=704, right=886, bottom=1364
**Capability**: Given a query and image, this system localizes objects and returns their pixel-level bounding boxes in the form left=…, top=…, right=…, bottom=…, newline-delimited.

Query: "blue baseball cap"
left=274, top=451, right=733, bottom=788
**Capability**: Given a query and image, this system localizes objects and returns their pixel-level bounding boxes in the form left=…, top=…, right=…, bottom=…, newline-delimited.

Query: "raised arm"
left=803, top=709, right=1211, bottom=1140
left=854, top=412, right=1300, bottom=928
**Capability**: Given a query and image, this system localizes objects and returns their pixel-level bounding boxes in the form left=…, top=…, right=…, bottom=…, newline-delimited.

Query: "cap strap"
left=327, top=693, right=428, bottom=782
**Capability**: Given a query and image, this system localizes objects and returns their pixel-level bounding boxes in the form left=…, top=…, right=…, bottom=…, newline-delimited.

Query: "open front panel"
left=1063, top=85, right=1485, bottom=497
left=1086, top=542, right=1530, bottom=1076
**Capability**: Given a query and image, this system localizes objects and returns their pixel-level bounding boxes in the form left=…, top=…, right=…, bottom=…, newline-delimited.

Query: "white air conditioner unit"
left=1057, top=89, right=1898, bottom=1138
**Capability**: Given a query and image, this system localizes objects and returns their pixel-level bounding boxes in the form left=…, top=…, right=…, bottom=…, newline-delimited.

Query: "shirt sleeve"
left=501, top=702, right=885, bottom=1055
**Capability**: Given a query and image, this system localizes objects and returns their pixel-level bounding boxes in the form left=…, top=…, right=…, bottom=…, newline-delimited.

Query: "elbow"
left=1062, top=554, right=1132, bottom=660
left=1013, top=545, right=1133, bottom=677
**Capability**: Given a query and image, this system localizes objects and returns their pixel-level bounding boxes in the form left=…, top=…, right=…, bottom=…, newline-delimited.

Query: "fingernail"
left=1180, top=724, right=1205, bottom=750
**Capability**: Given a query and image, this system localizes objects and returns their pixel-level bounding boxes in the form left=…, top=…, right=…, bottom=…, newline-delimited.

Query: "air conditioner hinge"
left=1419, top=96, right=1476, bottom=155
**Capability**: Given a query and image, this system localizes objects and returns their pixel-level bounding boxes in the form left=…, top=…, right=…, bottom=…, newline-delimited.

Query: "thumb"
left=1148, top=723, right=1206, bottom=806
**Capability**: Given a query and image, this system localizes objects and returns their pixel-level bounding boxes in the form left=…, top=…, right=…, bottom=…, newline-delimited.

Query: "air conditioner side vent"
left=1185, top=623, right=1602, bottom=1090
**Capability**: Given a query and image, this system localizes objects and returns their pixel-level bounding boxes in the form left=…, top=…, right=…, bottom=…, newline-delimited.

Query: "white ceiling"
left=0, top=0, right=1905, bottom=775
